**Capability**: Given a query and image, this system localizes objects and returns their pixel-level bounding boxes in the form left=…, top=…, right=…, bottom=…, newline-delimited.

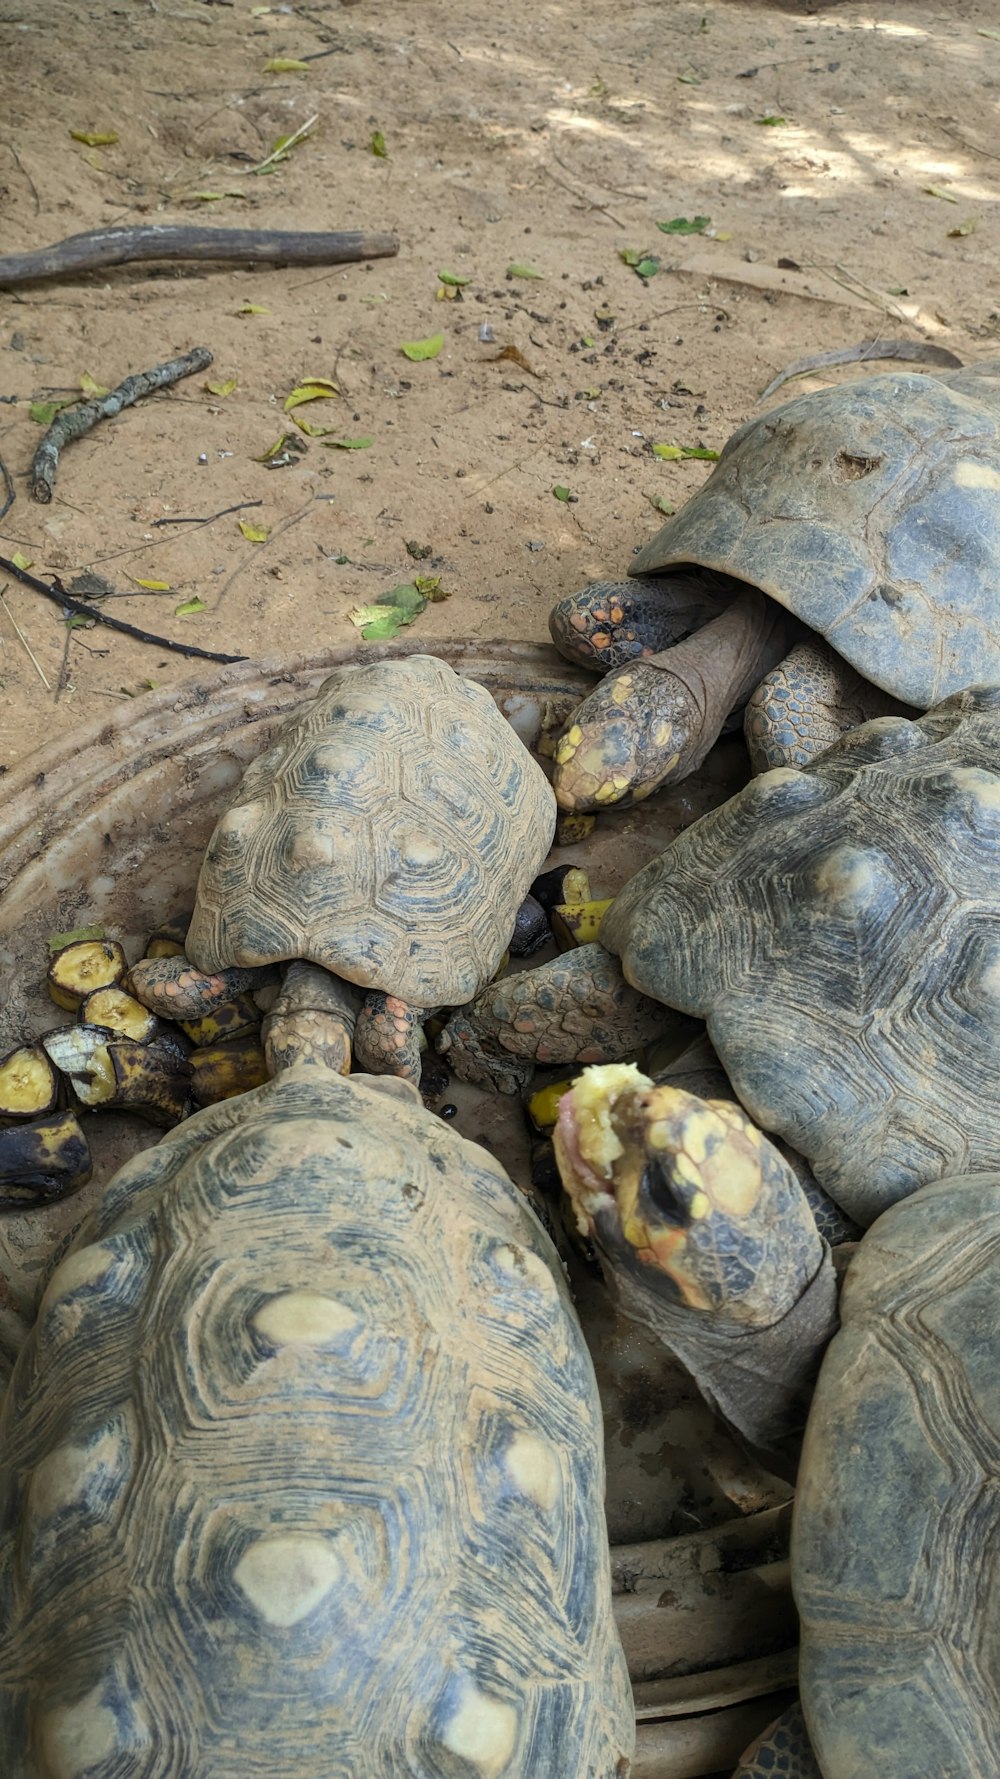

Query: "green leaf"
left=321, top=435, right=374, bottom=450
left=48, top=924, right=105, bottom=952
left=69, top=129, right=118, bottom=146
left=349, top=580, right=429, bottom=640
left=237, top=302, right=270, bottom=315
left=371, top=129, right=388, bottom=157
left=619, top=249, right=660, bottom=279
left=646, top=493, right=676, bottom=515
left=205, top=377, right=238, bottom=397
left=11, top=550, right=32, bottom=571
left=185, top=189, right=247, bottom=203
left=255, top=432, right=294, bottom=461
left=947, top=218, right=977, bottom=237
left=414, top=575, right=449, bottom=601
left=677, top=73, right=701, bottom=84
left=400, top=333, right=444, bottom=362
left=129, top=577, right=171, bottom=591
left=652, top=442, right=720, bottom=461
left=238, top=520, right=269, bottom=542
left=506, top=263, right=544, bottom=280
left=437, top=269, right=471, bottom=286
left=924, top=183, right=959, bottom=203
left=264, top=57, right=310, bottom=72
left=580, top=334, right=596, bottom=348
left=79, top=372, right=111, bottom=397
left=30, top=397, right=77, bottom=426
left=552, top=484, right=572, bottom=502
left=175, top=596, right=206, bottom=616
left=756, top=114, right=788, bottom=126
left=657, top=215, right=711, bottom=234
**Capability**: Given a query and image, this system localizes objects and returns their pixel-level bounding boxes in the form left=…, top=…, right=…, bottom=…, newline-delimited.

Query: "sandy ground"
left=0, top=0, right=998, bottom=769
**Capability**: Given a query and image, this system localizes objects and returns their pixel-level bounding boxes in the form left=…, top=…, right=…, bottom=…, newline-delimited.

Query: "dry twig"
left=31, top=347, right=213, bottom=503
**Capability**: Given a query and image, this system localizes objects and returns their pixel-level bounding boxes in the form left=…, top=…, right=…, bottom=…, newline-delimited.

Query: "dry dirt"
left=0, top=0, right=998, bottom=771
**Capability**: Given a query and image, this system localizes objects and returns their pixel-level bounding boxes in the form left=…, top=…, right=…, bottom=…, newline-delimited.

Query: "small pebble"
left=439, top=1103, right=458, bottom=1120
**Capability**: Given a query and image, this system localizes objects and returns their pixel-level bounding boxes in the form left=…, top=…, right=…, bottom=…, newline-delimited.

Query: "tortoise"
left=181, top=653, right=556, bottom=1083
left=733, top=1171, right=1000, bottom=1779
left=0, top=1049, right=634, bottom=1774
left=546, top=360, right=1000, bottom=811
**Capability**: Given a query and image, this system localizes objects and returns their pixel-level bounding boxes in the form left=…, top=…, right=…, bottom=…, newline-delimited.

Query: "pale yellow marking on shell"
left=505, top=1433, right=560, bottom=1511
left=554, top=724, right=582, bottom=764
left=218, top=799, right=263, bottom=837
left=38, top=1687, right=126, bottom=1779
left=671, top=1149, right=703, bottom=1190
left=289, top=829, right=336, bottom=870
left=594, top=779, right=623, bottom=803
left=40, top=1242, right=118, bottom=1313
left=609, top=675, right=634, bottom=707
left=651, top=719, right=673, bottom=746
left=254, top=1291, right=358, bottom=1346
left=234, top=1533, right=341, bottom=1627
left=495, top=1243, right=558, bottom=1299
left=688, top=1190, right=710, bottom=1220
left=953, top=461, right=1000, bottom=491
left=946, top=766, right=1000, bottom=810
left=399, top=832, right=444, bottom=867
left=442, top=1678, right=519, bottom=1776
left=28, top=1423, right=126, bottom=1522
left=706, top=1138, right=763, bottom=1217
left=647, top=1120, right=673, bottom=1151
left=679, top=1115, right=709, bottom=1164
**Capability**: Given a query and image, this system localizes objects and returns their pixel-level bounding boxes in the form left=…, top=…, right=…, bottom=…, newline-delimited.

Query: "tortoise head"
left=553, top=1065, right=822, bottom=1329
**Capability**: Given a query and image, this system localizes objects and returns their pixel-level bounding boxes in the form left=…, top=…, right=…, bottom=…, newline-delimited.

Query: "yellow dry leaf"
left=290, top=416, right=337, bottom=436
left=283, top=378, right=339, bottom=412
left=237, top=303, right=270, bottom=315
left=69, top=129, right=119, bottom=147
left=80, top=372, right=111, bottom=398
left=129, top=577, right=172, bottom=591
left=83, top=150, right=105, bottom=172
left=205, top=378, right=238, bottom=397
left=11, top=551, right=32, bottom=571
left=924, top=184, right=959, bottom=203
left=264, top=57, right=310, bottom=73
left=239, top=519, right=269, bottom=543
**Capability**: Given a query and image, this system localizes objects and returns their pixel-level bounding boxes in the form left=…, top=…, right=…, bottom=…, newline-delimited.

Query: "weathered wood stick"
left=0, top=224, right=399, bottom=287
left=31, top=346, right=214, bottom=503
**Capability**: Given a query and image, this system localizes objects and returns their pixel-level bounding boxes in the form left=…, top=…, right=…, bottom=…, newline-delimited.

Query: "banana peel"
left=0, top=1110, right=92, bottom=1210
left=179, top=994, right=262, bottom=1047
left=190, top=1037, right=268, bottom=1106
left=550, top=897, right=613, bottom=951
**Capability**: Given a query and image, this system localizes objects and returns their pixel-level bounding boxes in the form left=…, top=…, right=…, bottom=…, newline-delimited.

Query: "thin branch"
left=31, top=347, right=213, bottom=503
left=152, top=499, right=264, bottom=528
left=0, top=454, right=14, bottom=524
left=0, top=589, right=50, bottom=688
left=0, top=224, right=399, bottom=288
left=0, top=555, right=248, bottom=663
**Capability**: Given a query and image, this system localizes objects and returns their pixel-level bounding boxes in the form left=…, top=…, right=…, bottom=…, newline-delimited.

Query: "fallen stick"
left=0, top=224, right=399, bottom=287
left=31, top=346, right=213, bottom=503
left=0, top=554, right=247, bottom=664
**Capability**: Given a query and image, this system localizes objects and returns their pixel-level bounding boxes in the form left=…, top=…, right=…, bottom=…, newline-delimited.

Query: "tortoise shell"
left=602, top=685, right=1000, bottom=1225
left=0, top=1068, right=633, bottom=1776
left=793, top=1172, right=1000, bottom=1779
left=186, top=655, right=557, bottom=1008
left=629, top=361, right=1000, bottom=708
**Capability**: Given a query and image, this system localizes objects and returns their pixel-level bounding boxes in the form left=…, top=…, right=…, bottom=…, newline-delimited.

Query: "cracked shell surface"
left=603, top=687, right=1000, bottom=1225
left=0, top=1067, right=633, bottom=1779
left=793, top=1172, right=1000, bottom=1779
left=186, top=656, right=557, bottom=1007
left=630, top=362, right=1000, bottom=708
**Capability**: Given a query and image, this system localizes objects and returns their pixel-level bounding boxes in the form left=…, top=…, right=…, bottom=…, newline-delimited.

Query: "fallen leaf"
left=239, top=519, right=269, bottom=542
left=677, top=73, right=701, bottom=85
left=436, top=284, right=461, bottom=302
left=371, top=130, right=387, bottom=157
left=11, top=550, right=32, bottom=570
left=349, top=581, right=427, bottom=640
left=646, top=493, right=676, bottom=515
left=705, top=228, right=732, bottom=241
left=657, top=215, right=711, bottom=234
left=175, top=596, right=206, bottom=616
left=251, top=117, right=317, bottom=175
left=79, top=372, right=111, bottom=398
left=405, top=540, right=433, bottom=561
left=205, top=377, right=238, bottom=397
left=129, top=577, right=171, bottom=591
left=756, top=115, right=788, bottom=126
left=284, top=378, right=339, bottom=411
left=69, top=129, right=118, bottom=146
left=29, top=398, right=77, bottom=426
left=237, top=302, right=270, bottom=315
left=185, top=189, right=247, bottom=204
left=552, top=484, right=573, bottom=502
left=652, top=442, right=720, bottom=461
left=291, top=417, right=338, bottom=437
left=947, top=218, right=977, bottom=236
left=264, top=57, right=310, bottom=72
left=924, top=184, right=959, bottom=202
left=438, top=270, right=471, bottom=286
left=978, top=26, right=1000, bottom=37
left=48, top=924, right=105, bottom=952
left=488, top=343, right=540, bottom=377
left=414, top=575, right=449, bottom=601
left=401, top=333, right=444, bottom=361
left=506, top=263, right=544, bottom=280
left=255, top=432, right=296, bottom=461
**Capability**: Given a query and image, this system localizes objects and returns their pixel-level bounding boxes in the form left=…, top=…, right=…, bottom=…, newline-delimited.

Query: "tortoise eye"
left=640, top=1160, right=688, bottom=1227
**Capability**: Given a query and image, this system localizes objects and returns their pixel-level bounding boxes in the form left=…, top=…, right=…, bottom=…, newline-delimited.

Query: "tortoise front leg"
left=744, top=638, right=909, bottom=772
left=354, top=992, right=425, bottom=1083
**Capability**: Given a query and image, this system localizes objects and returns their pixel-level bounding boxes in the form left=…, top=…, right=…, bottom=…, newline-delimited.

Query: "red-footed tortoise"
left=0, top=1056, right=634, bottom=1775
left=179, top=654, right=556, bottom=1083
left=547, top=362, right=1000, bottom=810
